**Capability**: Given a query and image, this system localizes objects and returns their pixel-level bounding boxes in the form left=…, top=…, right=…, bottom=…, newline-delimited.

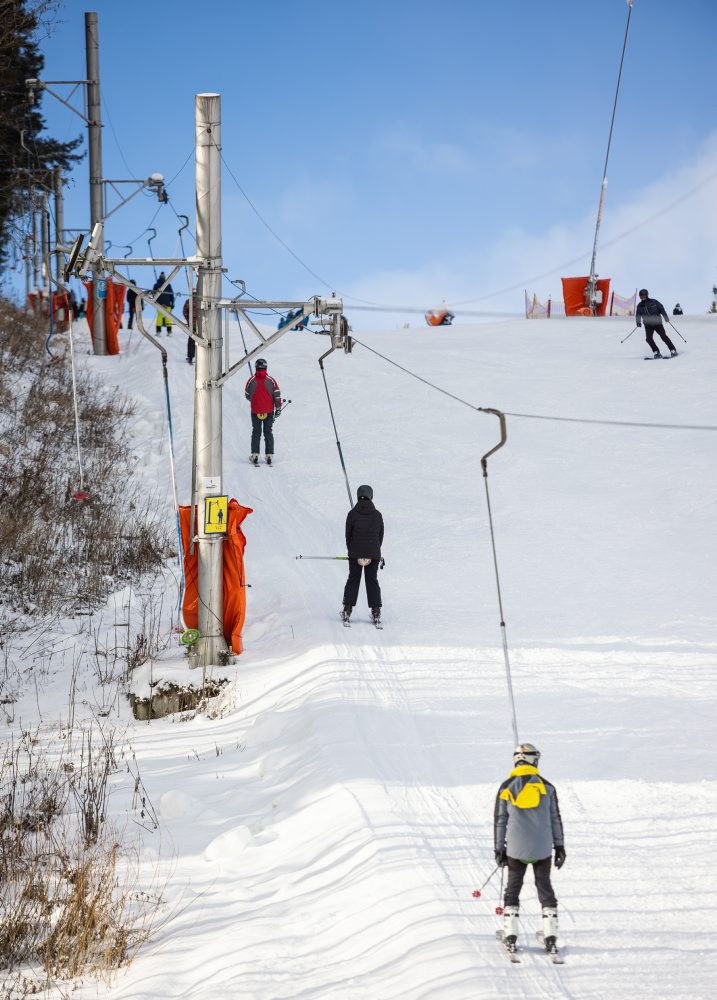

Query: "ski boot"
left=371, top=607, right=382, bottom=625
left=670, top=349, right=678, bottom=357
left=250, top=453, right=259, bottom=466
left=652, top=350, right=662, bottom=359
left=503, top=905, right=520, bottom=951
left=542, top=906, right=559, bottom=953
left=341, top=605, right=352, bottom=624
left=266, top=454, right=272, bottom=466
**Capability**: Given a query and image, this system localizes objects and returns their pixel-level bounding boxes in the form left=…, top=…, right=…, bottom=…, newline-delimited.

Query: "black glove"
left=554, top=846, right=566, bottom=869
left=495, top=849, right=507, bottom=868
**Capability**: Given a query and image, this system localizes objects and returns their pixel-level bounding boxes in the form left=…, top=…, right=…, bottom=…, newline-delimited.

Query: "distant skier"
left=672, top=303, right=683, bottom=315
left=153, top=272, right=175, bottom=335
left=183, top=292, right=198, bottom=364
left=126, top=279, right=138, bottom=330
left=341, top=485, right=384, bottom=626
left=244, top=358, right=282, bottom=465
left=494, top=743, right=565, bottom=957
left=636, top=289, right=677, bottom=358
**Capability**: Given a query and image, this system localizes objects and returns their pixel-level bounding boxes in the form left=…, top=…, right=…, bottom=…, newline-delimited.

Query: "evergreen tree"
left=0, top=1, right=83, bottom=274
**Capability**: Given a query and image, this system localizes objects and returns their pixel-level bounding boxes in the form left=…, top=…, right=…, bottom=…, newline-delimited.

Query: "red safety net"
left=561, top=276, right=611, bottom=317
left=179, top=499, right=253, bottom=655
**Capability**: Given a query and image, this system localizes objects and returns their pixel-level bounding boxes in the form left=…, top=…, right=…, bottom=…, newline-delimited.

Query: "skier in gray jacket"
left=494, top=743, right=565, bottom=954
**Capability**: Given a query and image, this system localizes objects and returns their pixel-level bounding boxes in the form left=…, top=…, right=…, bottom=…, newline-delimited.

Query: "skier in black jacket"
left=342, top=485, right=384, bottom=624
left=636, top=289, right=677, bottom=358
left=153, top=272, right=175, bottom=335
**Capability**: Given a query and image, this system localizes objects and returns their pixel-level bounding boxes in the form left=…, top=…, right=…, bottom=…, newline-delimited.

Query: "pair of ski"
left=496, top=930, right=564, bottom=965
left=249, top=456, right=273, bottom=466
left=341, top=615, right=383, bottom=630
left=643, top=353, right=678, bottom=360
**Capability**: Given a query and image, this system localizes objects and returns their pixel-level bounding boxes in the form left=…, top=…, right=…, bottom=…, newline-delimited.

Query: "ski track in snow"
left=4, top=316, right=717, bottom=1000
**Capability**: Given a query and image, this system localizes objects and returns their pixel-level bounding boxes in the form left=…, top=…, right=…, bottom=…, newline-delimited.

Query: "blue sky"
left=15, top=0, right=717, bottom=324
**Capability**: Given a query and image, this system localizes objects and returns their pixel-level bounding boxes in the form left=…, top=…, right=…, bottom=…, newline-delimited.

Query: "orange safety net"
left=179, top=499, right=253, bottom=655
left=561, top=277, right=611, bottom=317
left=51, top=291, right=71, bottom=333
left=83, top=278, right=126, bottom=354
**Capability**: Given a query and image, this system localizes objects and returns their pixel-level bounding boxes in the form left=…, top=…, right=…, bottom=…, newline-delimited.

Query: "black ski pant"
left=127, top=306, right=135, bottom=330
left=643, top=323, right=676, bottom=354
left=251, top=413, right=275, bottom=455
left=343, top=558, right=381, bottom=609
left=187, top=334, right=196, bottom=362
left=504, top=856, right=557, bottom=909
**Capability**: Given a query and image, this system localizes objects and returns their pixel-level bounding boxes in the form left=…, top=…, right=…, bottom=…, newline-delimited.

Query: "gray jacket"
left=494, top=766, right=564, bottom=862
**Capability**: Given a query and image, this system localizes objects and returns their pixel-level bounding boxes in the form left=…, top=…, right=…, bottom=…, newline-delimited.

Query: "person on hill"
left=494, top=743, right=565, bottom=957
left=183, top=292, right=198, bottom=364
left=153, top=271, right=175, bottom=335
left=672, top=303, right=683, bottom=315
left=341, top=485, right=384, bottom=625
left=636, top=289, right=677, bottom=358
left=126, top=278, right=138, bottom=330
left=244, top=358, right=282, bottom=465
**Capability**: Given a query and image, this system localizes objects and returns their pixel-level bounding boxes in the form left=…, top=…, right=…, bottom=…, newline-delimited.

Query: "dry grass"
left=0, top=299, right=170, bottom=617
left=0, top=728, right=161, bottom=991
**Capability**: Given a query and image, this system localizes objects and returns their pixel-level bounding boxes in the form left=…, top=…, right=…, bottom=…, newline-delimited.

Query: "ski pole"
left=471, top=865, right=499, bottom=899
left=667, top=319, right=687, bottom=343
left=496, top=864, right=505, bottom=915
left=620, top=324, right=638, bottom=344
left=276, top=398, right=292, bottom=416
left=295, top=555, right=348, bottom=561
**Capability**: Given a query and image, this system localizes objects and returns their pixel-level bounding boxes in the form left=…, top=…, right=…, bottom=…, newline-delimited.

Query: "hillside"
left=4, top=313, right=717, bottom=1000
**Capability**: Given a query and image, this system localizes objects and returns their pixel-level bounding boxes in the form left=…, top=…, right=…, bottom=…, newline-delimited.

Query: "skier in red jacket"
left=244, top=358, right=282, bottom=465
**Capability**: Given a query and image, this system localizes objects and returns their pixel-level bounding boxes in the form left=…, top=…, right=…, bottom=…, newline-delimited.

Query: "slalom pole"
left=667, top=318, right=688, bottom=343
left=620, top=325, right=638, bottom=344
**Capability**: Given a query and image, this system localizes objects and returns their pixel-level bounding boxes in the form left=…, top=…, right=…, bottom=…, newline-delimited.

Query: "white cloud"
left=343, top=132, right=717, bottom=327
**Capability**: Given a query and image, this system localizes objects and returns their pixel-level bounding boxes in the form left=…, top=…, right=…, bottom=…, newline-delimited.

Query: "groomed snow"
left=6, top=312, right=717, bottom=999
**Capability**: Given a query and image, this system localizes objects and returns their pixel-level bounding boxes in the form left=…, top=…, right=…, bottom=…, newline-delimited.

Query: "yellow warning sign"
left=204, top=495, right=228, bottom=534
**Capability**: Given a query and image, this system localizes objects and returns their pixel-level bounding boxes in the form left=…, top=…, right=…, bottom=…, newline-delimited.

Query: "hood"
left=354, top=498, right=376, bottom=514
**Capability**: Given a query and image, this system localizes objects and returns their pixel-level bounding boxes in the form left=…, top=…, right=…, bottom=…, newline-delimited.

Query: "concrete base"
left=130, top=680, right=228, bottom=720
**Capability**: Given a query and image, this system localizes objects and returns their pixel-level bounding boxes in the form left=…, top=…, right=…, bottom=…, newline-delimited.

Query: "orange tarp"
left=83, top=278, right=126, bottom=354
left=179, top=499, right=253, bottom=655
left=561, top=276, right=611, bottom=317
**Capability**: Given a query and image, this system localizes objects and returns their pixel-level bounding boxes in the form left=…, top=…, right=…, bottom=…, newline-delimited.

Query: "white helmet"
left=513, top=742, right=540, bottom=767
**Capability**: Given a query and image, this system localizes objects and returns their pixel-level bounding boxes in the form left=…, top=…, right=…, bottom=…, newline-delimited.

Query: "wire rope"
left=350, top=336, right=717, bottom=432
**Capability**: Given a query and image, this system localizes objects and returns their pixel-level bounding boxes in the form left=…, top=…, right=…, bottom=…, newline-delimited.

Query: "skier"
left=183, top=292, right=198, bottom=364
left=672, top=303, right=683, bottom=315
left=244, top=358, right=282, bottom=465
left=341, top=485, right=384, bottom=625
left=636, top=289, right=677, bottom=358
left=126, top=279, right=138, bottom=330
left=153, top=272, right=175, bottom=335
left=494, top=743, right=566, bottom=957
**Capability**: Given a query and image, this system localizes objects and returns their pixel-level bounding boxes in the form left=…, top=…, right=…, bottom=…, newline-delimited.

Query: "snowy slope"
left=10, top=313, right=717, bottom=999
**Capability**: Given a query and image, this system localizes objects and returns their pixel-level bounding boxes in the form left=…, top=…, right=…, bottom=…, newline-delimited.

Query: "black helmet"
left=255, top=358, right=268, bottom=371
left=356, top=484, right=373, bottom=500
left=639, top=288, right=649, bottom=297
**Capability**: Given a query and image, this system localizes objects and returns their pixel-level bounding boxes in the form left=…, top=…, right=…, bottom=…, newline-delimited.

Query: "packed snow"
left=4, top=311, right=717, bottom=999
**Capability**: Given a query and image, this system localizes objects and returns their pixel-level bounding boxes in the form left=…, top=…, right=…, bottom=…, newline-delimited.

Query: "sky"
left=7, top=0, right=717, bottom=326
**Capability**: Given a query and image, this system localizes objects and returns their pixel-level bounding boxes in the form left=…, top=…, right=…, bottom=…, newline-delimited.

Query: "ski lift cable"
left=350, top=336, right=717, bottom=432
left=587, top=0, right=634, bottom=303
left=480, top=410, right=519, bottom=746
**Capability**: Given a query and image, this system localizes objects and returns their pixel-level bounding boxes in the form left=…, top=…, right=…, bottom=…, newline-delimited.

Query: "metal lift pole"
left=195, top=93, right=229, bottom=667
left=85, top=12, right=106, bottom=355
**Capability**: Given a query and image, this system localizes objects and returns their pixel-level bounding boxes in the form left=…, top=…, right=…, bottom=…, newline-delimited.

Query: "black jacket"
left=153, top=277, right=175, bottom=308
left=345, top=498, right=384, bottom=560
left=636, top=297, right=668, bottom=327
